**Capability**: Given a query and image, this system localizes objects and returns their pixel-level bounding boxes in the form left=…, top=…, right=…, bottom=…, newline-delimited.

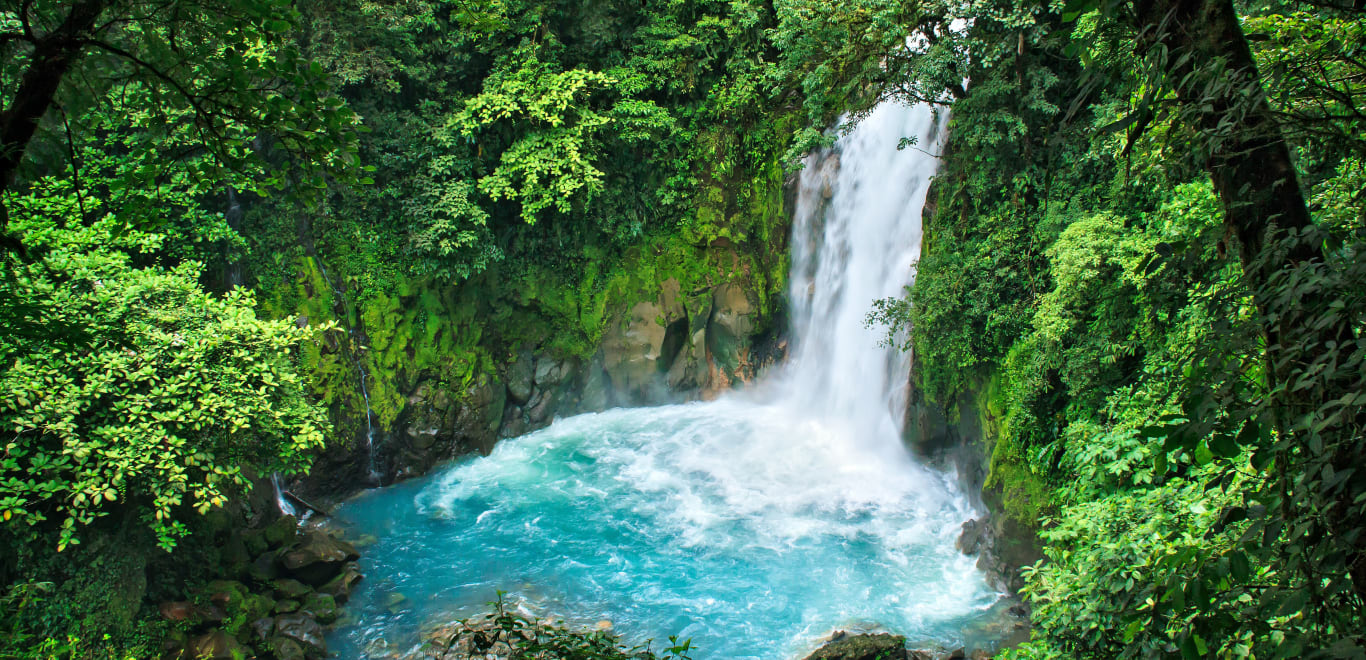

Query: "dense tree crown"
left=0, top=0, right=1362, bottom=657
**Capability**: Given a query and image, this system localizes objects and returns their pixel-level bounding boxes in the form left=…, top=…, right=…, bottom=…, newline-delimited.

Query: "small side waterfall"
left=311, top=255, right=381, bottom=483
left=326, top=101, right=997, bottom=660
left=271, top=473, right=299, bottom=518
left=224, top=187, right=245, bottom=288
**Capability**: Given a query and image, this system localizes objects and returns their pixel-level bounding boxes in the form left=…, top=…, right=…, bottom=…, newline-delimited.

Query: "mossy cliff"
left=257, top=124, right=797, bottom=494
left=901, top=173, right=1047, bottom=596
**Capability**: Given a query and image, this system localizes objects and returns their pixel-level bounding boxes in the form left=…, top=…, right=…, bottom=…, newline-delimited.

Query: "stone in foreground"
left=802, top=633, right=909, bottom=660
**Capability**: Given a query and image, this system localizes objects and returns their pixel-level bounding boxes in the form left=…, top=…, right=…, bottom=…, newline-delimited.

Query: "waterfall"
left=224, top=187, right=245, bottom=288
left=780, top=102, right=947, bottom=450
left=271, top=472, right=299, bottom=518
left=326, top=102, right=997, bottom=660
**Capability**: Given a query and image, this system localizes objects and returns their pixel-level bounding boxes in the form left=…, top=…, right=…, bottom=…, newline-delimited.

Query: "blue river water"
left=324, top=400, right=1001, bottom=659
left=324, top=101, right=1003, bottom=659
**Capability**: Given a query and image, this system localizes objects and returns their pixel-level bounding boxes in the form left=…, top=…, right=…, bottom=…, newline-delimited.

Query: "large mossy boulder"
left=301, top=592, right=340, bottom=625
left=802, top=633, right=909, bottom=660
left=262, top=514, right=300, bottom=547
left=280, top=530, right=360, bottom=586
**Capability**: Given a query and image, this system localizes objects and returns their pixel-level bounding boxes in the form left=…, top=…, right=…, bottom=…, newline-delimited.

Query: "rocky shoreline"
left=338, top=601, right=1029, bottom=660
left=157, top=515, right=364, bottom=659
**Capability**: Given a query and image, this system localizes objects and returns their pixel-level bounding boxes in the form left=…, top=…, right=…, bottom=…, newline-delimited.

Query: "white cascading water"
left=782, top=101, right=945, bottom=458
left=327, top=102, right=999, bottom=660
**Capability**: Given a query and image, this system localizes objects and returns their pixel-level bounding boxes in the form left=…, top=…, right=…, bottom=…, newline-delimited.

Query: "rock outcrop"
left=802, top=633, right=908, bottom=660
left=158, top=516, right=367, bottom=660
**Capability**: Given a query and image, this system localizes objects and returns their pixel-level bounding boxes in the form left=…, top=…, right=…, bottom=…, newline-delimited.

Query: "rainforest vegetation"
left=0, top=0, right=1363, bottom=657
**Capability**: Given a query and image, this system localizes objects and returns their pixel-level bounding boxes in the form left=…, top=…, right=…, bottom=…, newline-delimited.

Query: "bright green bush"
left=0, top=184, right=329, bottom=553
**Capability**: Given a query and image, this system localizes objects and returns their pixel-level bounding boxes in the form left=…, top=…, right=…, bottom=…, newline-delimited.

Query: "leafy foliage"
left=433, top=593, right=694, bottom=660
left=0, top=182, right=328, bottom=553
left=871, top=0, right=1366, bottom=655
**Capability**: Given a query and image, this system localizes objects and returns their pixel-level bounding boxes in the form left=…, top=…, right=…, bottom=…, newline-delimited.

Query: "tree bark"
left=1131, top=0, right=1312, bottom=267
left=1131, top=0, right=1366, bottom=605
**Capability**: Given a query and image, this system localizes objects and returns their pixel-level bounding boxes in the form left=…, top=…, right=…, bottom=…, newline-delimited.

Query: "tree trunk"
left=0, top=0, right=108, bottom=247
left=1132, top=0, right=1312, bottom=267
left=1131, top=0, right=1366, bottom=605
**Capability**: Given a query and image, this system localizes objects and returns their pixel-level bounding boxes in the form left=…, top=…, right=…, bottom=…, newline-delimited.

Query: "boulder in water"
left=957, top=518, right=988, bottom=555
left=802, top=633, right=908, bottom=660
left=302, top=592, right=340, bottom=624
left=318, top=562, right=363, bottom=604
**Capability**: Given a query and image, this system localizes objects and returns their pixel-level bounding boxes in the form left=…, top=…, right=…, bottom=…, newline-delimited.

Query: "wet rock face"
left=308, top=261, right=781, bottom=490
left=387, top=373, right=506, bottom=479
left=703, top=281, right=761, bottom=395
left=602, top=300, right=670, bottom=402
left=957, top=513, right=1041, bottom=594
left=597, top=275, right=770, bottom=404
left=280, top=530, right=360, bottom=587
left=802, top=633, right=909, bottom=660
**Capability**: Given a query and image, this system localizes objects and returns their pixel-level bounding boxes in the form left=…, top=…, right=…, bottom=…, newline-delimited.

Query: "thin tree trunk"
left=0, top=0, right=108, bottom=246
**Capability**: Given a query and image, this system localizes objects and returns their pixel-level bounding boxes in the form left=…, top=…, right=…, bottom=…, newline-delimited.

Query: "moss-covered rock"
left=262, top=515, right=300, bottom=547
left=188, top=629, right=248, bottom=660
left=802, top=633, right=908, bottom=660
left=280, top=531, right=360, bottom=587
left=301, top=592, right=339, bottom=625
